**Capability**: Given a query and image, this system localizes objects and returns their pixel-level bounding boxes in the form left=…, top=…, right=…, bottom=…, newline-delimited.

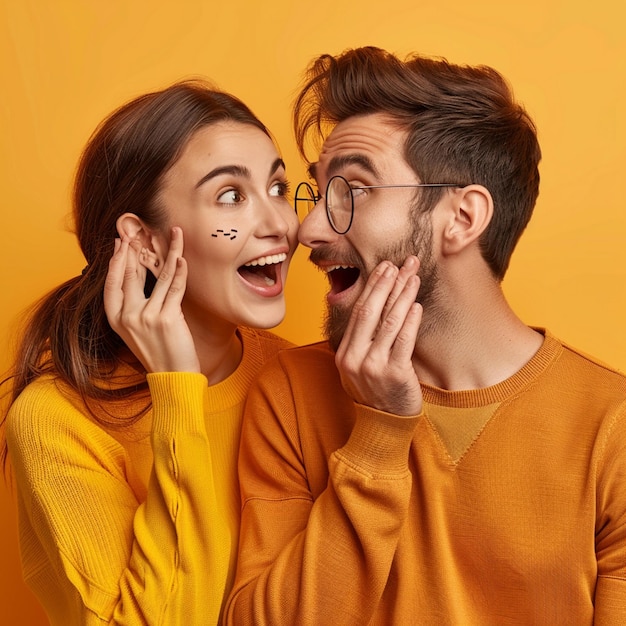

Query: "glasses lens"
left=294, top=182, right=318, bottom=222
left=327, top=176, right=353, bottom=234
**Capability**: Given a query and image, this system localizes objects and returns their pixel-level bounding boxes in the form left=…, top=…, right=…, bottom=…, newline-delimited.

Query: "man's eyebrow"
left=326, top=154, right=380, bottom=179
left=307, top=162, right=318, bottom=180
left=195, top=165, right=250, bottom=188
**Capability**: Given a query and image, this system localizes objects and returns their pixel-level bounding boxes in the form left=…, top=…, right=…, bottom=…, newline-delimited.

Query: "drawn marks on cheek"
left=211, top=229, right=238, bottom=240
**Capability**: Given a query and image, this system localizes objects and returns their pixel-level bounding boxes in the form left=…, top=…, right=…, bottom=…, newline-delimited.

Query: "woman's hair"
left=293, top=46, right=541, bottom=280
left=1, top=80, right=270, bottom=468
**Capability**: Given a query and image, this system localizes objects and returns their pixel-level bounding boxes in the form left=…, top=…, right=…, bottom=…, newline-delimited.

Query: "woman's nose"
left=257, top=198, right=294, bottom=239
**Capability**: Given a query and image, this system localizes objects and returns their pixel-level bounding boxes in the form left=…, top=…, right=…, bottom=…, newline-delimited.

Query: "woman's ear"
left=116, top=213, right=167, bottom=273
left=441, top=185, right=494, bottom=256
left=116, top=212, right=148, bottom=241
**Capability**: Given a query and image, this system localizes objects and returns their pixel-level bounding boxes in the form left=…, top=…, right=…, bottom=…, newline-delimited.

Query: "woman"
left=0, top=80, right=299, bottom=624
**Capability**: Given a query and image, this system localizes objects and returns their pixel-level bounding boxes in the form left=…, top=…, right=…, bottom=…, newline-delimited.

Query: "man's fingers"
left=381, top=256, right=419, bottom=321
left=338, top=262, right=397, bottom=361
left=389, top=301, right=422, bottom=363
left=368, top=273, right=421, bottom=359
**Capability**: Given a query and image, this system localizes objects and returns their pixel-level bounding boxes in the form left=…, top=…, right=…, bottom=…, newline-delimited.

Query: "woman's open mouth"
left=237, top=253, right=287, bottom=296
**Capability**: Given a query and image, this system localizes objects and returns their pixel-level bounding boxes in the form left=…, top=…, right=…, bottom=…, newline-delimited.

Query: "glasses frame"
left=295, top=175, right=465, bottom=235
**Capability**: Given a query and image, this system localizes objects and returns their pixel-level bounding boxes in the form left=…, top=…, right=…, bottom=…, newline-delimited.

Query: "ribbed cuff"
left=146, top=372, right=208, bottom=434
left=337, top=403, right=422, bottom=476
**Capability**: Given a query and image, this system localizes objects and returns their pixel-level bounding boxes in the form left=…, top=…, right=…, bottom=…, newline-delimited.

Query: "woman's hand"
left=104, top=227, right=201, bottom=373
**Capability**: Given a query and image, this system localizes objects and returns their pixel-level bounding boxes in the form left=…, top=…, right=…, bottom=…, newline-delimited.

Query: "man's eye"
left=218, top=189, right=243, bottom=204
left=350, top=186, right=367, bottom=202
left=269, top=181, right=291, bottom=197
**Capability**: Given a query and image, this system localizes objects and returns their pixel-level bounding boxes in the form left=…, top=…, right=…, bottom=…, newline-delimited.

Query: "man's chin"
left=324, top=303, right=351, bottom=352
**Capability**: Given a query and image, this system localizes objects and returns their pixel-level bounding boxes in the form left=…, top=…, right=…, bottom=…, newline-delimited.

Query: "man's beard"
left=325, top=213, right=439, bottom=352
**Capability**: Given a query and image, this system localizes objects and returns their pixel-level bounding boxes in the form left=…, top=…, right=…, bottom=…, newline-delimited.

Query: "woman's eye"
left=269, top=181, right=290, bottom=197
left=217, top=189, right=243, bottom=204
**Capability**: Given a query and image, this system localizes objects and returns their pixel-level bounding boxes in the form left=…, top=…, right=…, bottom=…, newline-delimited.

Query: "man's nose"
left=298, top=197, right=337, bottom=248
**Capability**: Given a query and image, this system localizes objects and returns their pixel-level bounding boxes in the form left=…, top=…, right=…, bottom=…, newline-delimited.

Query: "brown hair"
left=1, top=80, right=270, bottom=469
left=293, top=46, right=541, bottom=280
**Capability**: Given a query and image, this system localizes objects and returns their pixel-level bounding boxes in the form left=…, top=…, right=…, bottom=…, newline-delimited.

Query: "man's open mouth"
left=238, top=253, right=287, bottom=287
left=326, top=264, right=361, bottom=295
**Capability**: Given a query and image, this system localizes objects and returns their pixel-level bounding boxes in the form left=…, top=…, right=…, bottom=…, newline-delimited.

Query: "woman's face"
left=155, top=121, right=299, bottom=334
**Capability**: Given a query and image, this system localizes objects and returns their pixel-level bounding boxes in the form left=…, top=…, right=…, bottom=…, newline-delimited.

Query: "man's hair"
left=293, top=46, right=541, bottom=280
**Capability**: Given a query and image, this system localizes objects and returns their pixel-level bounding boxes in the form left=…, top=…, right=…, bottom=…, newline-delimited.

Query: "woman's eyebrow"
left=268, top=158, right=286, bottom=178
left=195, top=165, right=250, bottom=188
left=194, top=158, right=285, bottom=189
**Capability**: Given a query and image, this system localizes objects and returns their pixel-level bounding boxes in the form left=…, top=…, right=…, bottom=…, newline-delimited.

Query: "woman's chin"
left=238, top=300, right=286, bottom=330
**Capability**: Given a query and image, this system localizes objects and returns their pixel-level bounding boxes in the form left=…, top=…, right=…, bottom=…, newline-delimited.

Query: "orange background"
left=1, top=0, right=624, bottom=622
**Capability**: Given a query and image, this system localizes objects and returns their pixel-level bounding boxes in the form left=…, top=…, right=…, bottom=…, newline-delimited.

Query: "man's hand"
left=104, top=226, right=201, bottom=374
left=335, top=255, right=423, bottom=416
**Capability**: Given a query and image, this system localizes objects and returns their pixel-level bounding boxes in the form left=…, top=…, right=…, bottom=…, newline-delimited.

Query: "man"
left=225, top=47, right=626, bottom=624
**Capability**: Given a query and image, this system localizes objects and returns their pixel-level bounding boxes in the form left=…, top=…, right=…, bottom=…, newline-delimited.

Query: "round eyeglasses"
left=295, top=175, right=465, bottom=235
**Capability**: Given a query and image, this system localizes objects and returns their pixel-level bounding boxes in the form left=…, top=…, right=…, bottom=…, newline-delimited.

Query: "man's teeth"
left=244, top=253, right=287, bottom=267
left=326, top=264, right=356, bottom=272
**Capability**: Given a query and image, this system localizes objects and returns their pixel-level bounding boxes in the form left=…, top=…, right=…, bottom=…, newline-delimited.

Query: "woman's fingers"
left=103, top=227, right=199, bottom=373
left=121, top=239, right=148, bottom=308
left=104, top=237, right=129, bottom=320
left=142, top=227, right=184, bottom=312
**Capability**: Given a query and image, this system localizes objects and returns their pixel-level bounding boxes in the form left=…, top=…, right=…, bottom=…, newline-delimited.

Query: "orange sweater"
left=6, top=327, right=292, bottom=626
left=227, top=330, right=626, bottom=625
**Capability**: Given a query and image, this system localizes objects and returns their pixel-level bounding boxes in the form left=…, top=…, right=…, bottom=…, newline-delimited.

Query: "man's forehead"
left=310, top=113, right=407, bottom=182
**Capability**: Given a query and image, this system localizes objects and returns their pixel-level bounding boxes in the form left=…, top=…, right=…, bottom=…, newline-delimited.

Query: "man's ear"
left=116, top=213, right=167, bottom=272
left=441, top=185, right=493, bottom=256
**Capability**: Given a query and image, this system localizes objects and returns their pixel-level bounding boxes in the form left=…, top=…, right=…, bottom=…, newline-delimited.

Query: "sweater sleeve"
left=7, top=372, right=229, bottom=625
left=593, top=398, right=626, bottom=625
left=224, top=355, right=421, bottom=625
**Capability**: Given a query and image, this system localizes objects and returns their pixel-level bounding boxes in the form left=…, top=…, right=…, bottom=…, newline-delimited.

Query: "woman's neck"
left=186, top=315, right=243, bottom=385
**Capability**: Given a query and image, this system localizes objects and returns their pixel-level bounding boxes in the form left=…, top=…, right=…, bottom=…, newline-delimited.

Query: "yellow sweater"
left=6, top=327, right=292, bottom=626
left=226, top=329, right=626, bottom=625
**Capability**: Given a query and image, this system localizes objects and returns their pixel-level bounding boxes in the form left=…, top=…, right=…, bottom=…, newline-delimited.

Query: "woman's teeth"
left=239, top=252, right=288, bottom=288
left=244, top=253, right=287, bottom=267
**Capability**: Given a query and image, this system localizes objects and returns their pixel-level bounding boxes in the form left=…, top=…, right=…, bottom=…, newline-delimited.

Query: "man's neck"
left=412, top=279, right=543, bottom=391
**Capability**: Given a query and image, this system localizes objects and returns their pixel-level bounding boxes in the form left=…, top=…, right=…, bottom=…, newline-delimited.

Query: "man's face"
left=298, top=113, right=439, bottom=351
